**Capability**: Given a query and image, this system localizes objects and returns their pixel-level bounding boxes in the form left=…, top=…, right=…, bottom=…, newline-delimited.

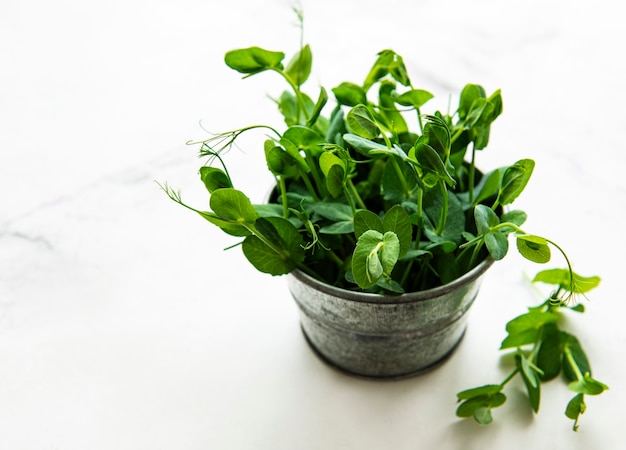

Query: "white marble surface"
left=2, top=0, right=625, bottom=448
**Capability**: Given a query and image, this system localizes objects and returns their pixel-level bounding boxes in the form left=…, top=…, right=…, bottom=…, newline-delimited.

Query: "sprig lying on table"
left=456, top=268, right=607, bottom=431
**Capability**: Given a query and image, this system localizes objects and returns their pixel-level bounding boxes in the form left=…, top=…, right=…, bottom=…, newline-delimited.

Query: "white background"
left=1, top=0, right=625, bottom=448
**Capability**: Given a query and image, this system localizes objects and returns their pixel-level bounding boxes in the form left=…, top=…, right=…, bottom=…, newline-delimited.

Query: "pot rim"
left=289, top=257, right=494, bottom=305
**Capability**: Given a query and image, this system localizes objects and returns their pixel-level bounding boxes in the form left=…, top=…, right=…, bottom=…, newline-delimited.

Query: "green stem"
left=390, top=157, right=410, bottom=198
left=415, top=188, right=424, bottom=242
left=564, top=346, right=585, bottom=381
left=308, top=161, right=327, bottom=198
left=400, top=258, right=415, bottom=287
left=347, top=179, right=367, bottom=210
left=416, top=108, right=424, bottom=132
left=468, top=143, right=476, bottom=205
left=278, top=176, right=289, bottom=218
left=468, top=239, right=484, bottom=269
left=491, top=222, right=525, bottom=234
left=450, top=127, right=465, bottom=145
left=500, top=368, right=521, bottom=388
left=325, top=248, right=345, bottom=268
left=544, top=238, right=576, bottom=296
left=192, top=124, right=282, bottom=150
left=436, top=180, right=448, bottom=235
left=344, top=184, right=357, bottom=215
left=273, top=68, right=310, bottom=123
left=528, top=326, right=545, bottom=361
left=300, top=171, right=321, bottom=202
left=381, top=130, right=393, bottom=149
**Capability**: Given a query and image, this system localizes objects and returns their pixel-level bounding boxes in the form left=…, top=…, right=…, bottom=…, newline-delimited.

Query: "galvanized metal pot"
left=287, top=258, right=494, bottom=379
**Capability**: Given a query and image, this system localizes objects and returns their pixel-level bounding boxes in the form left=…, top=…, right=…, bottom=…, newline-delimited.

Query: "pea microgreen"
left=456, top=270, right=607, bottom=431
left=159, top=12, right=606, bottom=430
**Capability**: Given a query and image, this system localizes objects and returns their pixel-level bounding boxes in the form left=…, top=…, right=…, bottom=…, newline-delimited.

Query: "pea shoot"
left=159, top=14, right=607, bottom=429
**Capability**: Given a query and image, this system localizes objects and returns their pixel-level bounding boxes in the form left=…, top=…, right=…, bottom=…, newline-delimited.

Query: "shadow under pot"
left=286, top=257, right=494, bottom=379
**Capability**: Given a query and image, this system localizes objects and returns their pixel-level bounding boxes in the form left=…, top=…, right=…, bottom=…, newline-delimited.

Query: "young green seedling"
left=456, top=269, right=606, bottom=430
left=160, top=13, right=607, bottom=429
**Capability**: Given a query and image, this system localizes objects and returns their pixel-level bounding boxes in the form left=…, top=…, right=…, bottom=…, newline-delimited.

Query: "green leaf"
left=561, top=333, right=592, bottom=382
left=395, top=89, right=434, bottom=109
left=363, top=50, right=395, bottom=91
left=400, top=248, right=431, bottom=261
left=306, top=87, right=328, bottom=128
left=388, top=53, right=410, bottom=86
left=516, top=353, right=541, bottom=412
left=423, top=189, right=466, bottom=244
left=409, top=140, right=454, bottom=187
left=352, top=230, right=400, bottom=289
left=380, top=232, right=400, bottom=274
left=276, top=90, right=316, bottom=127
left=484, top=231, right=509, bottom=261
left=319, top=151, right=346, bottom=197
left=499, top=159, right=535, bottom=205
left=472, top=406, right=495, bottom=425
left=308, top=202, right=353, bottom=222
left=486, top=89, right=503, bottom=121
left=326, top=107, right=346, bottom=143
left=343, top=133, right=389, bottom=157
left=210, top=188, right=258, bottom=224
left=319, top=220, right=354, bottom=235
left=242, top=217, right=304, bottom=275
left=516, top=234, right=551, bottom=263
left=458, top=84, right=486, bottom=120
left=383, top=205, right=413, bottom=257
left=533, top=269, right=601, bottom=294
left=253, top=203, right=284, bottom=218
left=473, top=204, right=506, bottom=259
left=457, top=384, right=503, bottom=401
left=200, top=167, right=232, bottom=193
left=332, top=82, right=367, bottom=107
left=500, top=209, right=527, bottom=227
left=276, top=90, right=299, bottom=126
left=472, top=169, right=501, bottom=205
left=467, top=92, right=502, bottom=149
left=463, top=98, right=488, bottom=129
left=346, top=104, right=379, bottom=139
left=280, top=136, right=310, bottom=173
left=505, top=311, right=558, bottom=335
left=565, top=394, right=585, bottom=431
left=473, top=204, right=500, bottom=235
left=376, top=278, right=405, bottom=294
left=456, top=392, right=507, bottom=425
left=378, top=81, right=408, bottom=134
left=568, top=375, right=609, bottom=396
left=224, top=47, right=285, bottom=76
left=369, top=144, right=410, bottom=161
left=500, top=310, right=558, bottom=349
left=500, top=329, right=539, bottom=349
left=354, top=210, right=384, bottom=238
left=201, top=188, right=258, bottom=237
left=285, top=44, right=312, bottom=86
left=536, top=323, right=562, bottom=381
left=325, top=165, right=345, bottom=198
left=159, top=185, right=250, bottom=237
left=282, top=125, right=326, bottom=157
left=380, top=156, right=417, bottom=202
left=422, top=115, right=451, bottom=158
left=424, top=239, right=456, bottom=254
left=264, top=142, right=299, bottom=177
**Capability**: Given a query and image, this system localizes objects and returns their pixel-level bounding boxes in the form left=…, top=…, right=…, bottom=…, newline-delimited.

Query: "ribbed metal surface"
left=287, top=259, right=493, bottom=378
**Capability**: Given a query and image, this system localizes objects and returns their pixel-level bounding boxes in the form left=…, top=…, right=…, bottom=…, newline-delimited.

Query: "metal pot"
left=287, top=258, right=494, bottom=379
